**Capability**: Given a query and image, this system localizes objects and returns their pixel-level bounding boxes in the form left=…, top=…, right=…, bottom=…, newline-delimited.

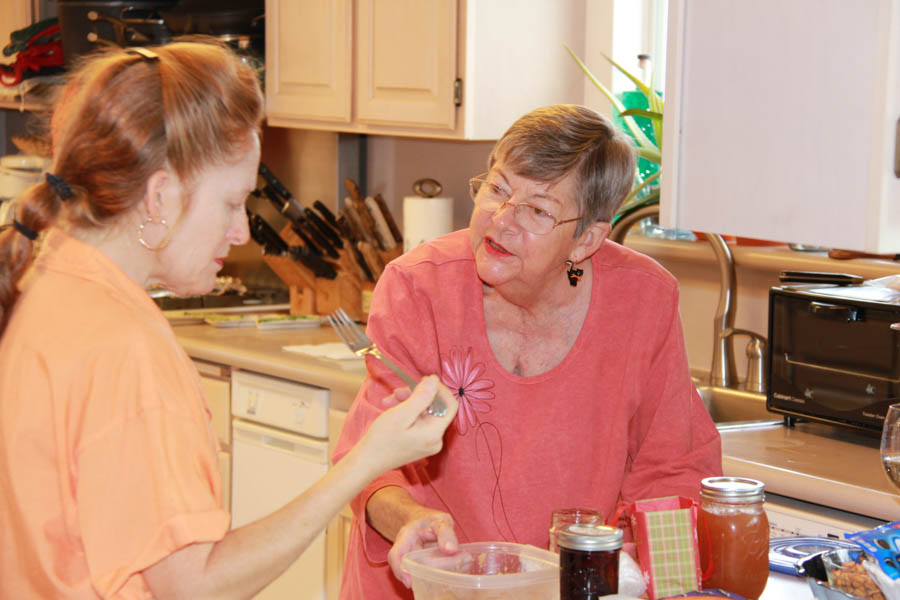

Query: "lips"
left=484, top=237, right=512, bottom=256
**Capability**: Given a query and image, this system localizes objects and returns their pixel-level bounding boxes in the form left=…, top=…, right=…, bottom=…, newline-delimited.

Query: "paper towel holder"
left=413, top=178, right=442, bottom=198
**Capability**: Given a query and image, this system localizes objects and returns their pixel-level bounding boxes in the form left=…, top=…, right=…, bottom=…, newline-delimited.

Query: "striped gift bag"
left=629, top=496, right=703, bottom=599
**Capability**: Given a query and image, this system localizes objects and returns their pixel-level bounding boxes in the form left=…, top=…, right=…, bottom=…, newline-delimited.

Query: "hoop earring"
left=138, top=216, right=170, bottom=250
left=565, top=260, right=583, bottom=287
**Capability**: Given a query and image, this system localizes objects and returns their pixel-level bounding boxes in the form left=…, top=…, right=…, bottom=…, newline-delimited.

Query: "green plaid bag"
left=628, top=496, right=703, bottom=599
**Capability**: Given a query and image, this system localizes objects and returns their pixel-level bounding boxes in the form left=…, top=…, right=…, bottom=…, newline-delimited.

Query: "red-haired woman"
left=0, top=41, right=456, bottom=599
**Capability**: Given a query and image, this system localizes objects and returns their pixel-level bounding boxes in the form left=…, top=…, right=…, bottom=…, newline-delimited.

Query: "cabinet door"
left=661, top=0, right=900, bottom=253
left=266, top=0, right=352, bottom=123
left=355, top=0, right=457, bottom=130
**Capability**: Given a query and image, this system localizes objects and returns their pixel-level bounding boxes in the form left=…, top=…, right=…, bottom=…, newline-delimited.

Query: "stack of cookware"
left=57, top=0, right=263, bottom=66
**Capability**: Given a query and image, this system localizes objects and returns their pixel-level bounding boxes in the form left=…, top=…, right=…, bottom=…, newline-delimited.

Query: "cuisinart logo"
left=773, top=392, right=805, bottom=405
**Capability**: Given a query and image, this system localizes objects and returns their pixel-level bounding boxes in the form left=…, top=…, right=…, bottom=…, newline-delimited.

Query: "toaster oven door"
left=768, top=291, right=900, bottom=430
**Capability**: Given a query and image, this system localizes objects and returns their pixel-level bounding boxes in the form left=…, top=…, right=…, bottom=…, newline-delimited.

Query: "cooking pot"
left=57, top=0, right=263, bottom=65
left=58, top=1, right=176, bottom=64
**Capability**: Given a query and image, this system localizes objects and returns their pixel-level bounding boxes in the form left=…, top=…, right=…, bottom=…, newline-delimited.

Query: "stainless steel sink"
left=695, top=384, right=784, bottom=431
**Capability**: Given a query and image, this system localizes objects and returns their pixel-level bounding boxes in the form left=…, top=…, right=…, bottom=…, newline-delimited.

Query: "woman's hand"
left=360, top=375, right=458, bottom=473
left=387, top=508, right=458, bottom=588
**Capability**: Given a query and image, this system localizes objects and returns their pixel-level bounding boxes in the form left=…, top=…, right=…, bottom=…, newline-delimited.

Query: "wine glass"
left=880, top=404, right=900, bottom=489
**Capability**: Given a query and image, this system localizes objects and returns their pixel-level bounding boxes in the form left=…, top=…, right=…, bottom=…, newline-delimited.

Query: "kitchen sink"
left=695, top=384, right=784, bottom=431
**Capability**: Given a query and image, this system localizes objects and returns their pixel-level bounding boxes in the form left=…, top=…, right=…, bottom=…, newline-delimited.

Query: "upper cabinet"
left=265, top=0, right=588, bottom=140
left=660, top=0, right=900, bottom=253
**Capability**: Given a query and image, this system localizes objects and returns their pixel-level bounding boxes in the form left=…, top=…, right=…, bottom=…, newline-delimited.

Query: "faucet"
left=609, top=205, right=767, bottom=392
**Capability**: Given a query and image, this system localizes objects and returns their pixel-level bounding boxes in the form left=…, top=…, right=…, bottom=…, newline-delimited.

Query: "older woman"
left=333, top=104, right=722, bottom=598
left=0, top=41, right=457, bottom=599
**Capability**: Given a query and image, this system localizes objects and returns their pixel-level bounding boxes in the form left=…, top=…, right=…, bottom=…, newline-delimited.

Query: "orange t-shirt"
left=0, top=229, right=230, bottom=598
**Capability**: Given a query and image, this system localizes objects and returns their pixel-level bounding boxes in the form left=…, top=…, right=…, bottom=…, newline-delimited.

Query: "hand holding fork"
left=327, top=308, right=449, bottom=417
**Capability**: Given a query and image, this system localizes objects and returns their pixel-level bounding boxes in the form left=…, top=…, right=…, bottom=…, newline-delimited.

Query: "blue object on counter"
left=769, top=537, right=860, bottom=575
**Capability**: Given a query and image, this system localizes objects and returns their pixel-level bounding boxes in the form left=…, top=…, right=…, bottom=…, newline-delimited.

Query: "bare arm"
left=366, top=483, right=458, bottom=588
left=142, top=377, right=457, bottom=600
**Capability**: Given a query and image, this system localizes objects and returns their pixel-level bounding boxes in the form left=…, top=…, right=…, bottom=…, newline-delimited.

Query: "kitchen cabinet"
left=660, top=0, right=900, bottom=253
left=265, top=0, right=588, bottom=140
left=193, top=358, right=232, bottom=512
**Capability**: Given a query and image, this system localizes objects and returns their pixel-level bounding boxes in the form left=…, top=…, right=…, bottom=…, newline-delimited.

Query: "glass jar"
left=698, top=477, right=769, bottom=599
left=549, top=508, right=603, bottom=553
left=557, top=523, right=622, bottom=600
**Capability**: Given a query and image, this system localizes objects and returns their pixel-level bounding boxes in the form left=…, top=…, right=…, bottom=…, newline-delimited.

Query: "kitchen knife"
left=289, top=245, right=338, bottom=280
left=344, top=179, right=381, bottom=248
left=295, top=215, right=339, bottom=259
left=304, top=207, right=344, bottom=249
left=336, top=214, right=375, bottom=282
left=260, top=182, right=305, bottom=225
left=258, top=164, right=306, bottom=222
left=358, top=241, right=385, bottom=280
left=313, top=200, right=340, bottom=229
left=247, top=209, right=289, bottom=255
left=365, top=195, right=397, bottom=250
left=290, top=223, right=323, bottom=256
left=372, top=193, right=403, bottom=246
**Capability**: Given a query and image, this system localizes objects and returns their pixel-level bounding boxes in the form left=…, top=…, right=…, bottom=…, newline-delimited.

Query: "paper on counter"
left=282, top=343, right=363, bottom=362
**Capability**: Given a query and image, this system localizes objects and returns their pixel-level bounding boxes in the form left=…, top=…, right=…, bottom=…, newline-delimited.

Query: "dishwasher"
left=231, top=369, right=330, bottom=600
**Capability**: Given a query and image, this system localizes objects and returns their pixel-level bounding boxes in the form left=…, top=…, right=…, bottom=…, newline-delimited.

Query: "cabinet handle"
left=895, top=117, right=900, bottom=178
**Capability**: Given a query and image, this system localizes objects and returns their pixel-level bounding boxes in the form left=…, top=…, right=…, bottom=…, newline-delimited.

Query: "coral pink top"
left=0, top=229, right=229, bottom=599
left=333, top=229, right=722, bottom=599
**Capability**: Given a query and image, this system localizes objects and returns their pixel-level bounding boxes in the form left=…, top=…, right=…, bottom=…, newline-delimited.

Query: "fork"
left=327, top=307, right=448, bottom=417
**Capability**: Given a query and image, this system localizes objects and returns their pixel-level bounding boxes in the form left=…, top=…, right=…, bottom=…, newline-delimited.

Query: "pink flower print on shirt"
left=440, top=346, right=494, bottom=435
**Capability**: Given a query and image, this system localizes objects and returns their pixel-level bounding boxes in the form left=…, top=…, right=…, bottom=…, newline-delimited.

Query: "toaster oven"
left=767, top=283, right=900, bottom=432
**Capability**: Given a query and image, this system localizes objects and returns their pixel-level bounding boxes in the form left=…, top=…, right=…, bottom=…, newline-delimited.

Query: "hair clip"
left=45, top=172, right=74, bottom=201
left=12, top=219, right=38, bottom=241
left=126, top=47, right=160, bottom=62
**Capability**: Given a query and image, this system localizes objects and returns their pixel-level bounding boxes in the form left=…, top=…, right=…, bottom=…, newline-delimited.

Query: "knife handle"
left=313, top=200, right=340, bottom=228
left=261, top=184, right=305, bottom=223
left=305, top=207, right=344, bottom=249
left=373, top=193, right=403, bottom=246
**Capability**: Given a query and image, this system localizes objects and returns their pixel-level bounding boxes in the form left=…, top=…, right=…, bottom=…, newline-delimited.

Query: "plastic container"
left=401, top=542, right=560, bottom=600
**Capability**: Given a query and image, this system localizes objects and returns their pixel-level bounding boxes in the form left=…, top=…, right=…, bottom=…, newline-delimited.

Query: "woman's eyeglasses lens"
left=469, top=178, right=559, bottom=235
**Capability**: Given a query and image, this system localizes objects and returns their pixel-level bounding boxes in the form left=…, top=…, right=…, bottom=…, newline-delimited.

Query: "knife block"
left=262, top=225, right=400, bottom=321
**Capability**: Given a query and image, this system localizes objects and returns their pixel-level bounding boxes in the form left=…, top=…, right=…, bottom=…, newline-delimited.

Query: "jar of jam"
left=697, top=477, right=769, bottom=599
left=557, top=523, right=622, bottom=600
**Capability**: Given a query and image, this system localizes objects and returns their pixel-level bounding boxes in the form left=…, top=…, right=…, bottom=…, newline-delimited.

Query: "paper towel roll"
left=403, top=195, right=454, bottom=252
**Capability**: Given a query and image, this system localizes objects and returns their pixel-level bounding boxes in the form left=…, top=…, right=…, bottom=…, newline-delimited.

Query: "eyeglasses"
left=468, top=175, right=581, bottom=235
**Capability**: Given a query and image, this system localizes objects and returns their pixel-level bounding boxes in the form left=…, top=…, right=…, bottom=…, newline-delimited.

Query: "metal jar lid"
left=557, top=523, right=623, bottom=552
left=701, top=476, right=765, bottom=503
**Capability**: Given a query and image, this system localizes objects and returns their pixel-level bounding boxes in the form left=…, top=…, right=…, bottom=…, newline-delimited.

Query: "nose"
left=229, top=210, right=251, bottom=245
left=490, top=200, right=518, bottom=227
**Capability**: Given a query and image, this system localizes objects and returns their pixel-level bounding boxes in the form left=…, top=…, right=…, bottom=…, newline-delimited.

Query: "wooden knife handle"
left=373, top=193, right=403, bottom=246
left=358, top=241, right=385, bottom=280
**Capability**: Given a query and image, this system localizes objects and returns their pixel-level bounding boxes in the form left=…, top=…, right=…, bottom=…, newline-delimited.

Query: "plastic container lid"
left=401, top=542, right=559, bottom=590
left=701, top=476, right=766, bottom=502
left=557, top=524, right=624, bottom=552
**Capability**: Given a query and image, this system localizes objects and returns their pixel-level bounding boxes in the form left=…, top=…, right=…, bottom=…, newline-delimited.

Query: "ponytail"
left=0, top=37, right=264, bottom=336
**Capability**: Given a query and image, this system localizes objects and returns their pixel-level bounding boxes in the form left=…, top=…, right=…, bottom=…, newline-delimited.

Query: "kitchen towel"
left=403, top=195, right=453, bottom=253
left=282, top=343, right=364, bottom=369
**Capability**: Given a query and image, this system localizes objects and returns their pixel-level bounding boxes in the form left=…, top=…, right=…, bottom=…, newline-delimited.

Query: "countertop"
left=174, top=321, right=900, bottom=521
left=174, top=322, right=366, bottom=411
left=721, top=420, right=900, bottom=522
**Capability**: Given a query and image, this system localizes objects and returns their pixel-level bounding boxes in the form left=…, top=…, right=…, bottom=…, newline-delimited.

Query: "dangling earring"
left=565, top=260, right=583, bottom=287
left=138, top=215, right=171, bottom=250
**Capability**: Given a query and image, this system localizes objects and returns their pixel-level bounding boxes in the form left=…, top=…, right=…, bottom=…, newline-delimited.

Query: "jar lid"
left=557, top=524, right=623, bottom=551
left=701, top=476, right=765, bottom=502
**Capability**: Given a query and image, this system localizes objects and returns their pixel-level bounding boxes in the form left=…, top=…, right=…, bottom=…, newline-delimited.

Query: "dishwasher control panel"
left=231, top=370, right=329, bottom=439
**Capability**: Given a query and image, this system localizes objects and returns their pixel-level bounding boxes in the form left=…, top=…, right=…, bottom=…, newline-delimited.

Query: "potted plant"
left=566, top=47, right=663, bottom=227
